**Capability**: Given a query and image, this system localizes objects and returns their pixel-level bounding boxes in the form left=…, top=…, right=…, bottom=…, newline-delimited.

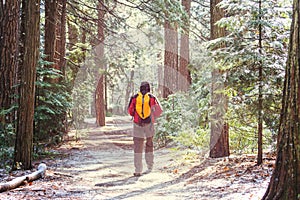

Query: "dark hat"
left=140, top=81, right=150, bottom=95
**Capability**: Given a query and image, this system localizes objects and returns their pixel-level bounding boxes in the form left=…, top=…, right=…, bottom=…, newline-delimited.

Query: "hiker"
left=127, top=81, right=163, bottom=176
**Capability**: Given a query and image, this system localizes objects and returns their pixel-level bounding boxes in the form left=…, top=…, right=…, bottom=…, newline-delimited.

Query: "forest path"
left=0, top=116, right=272, bottom=200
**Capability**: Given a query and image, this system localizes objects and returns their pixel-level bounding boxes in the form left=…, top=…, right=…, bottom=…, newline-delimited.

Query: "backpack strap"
left=127, top=94, right=138, bottom=117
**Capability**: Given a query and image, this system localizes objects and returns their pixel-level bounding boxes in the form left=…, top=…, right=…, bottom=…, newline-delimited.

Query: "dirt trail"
left=0, top=116, right=272, bottom=200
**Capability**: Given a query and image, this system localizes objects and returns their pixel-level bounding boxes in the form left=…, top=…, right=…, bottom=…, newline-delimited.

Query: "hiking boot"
left=144, top=167, right=152, bottom=174
left=133, top=172, right=142, bottom=177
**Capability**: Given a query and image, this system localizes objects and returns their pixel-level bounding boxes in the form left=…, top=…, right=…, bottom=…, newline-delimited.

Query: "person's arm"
left=127, top=96, right=136, bottom=116
left=149, top=94, right=163, bottom=119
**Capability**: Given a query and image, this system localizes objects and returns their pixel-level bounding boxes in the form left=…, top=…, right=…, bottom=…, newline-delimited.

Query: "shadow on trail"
left=95, top=176, right=140, bottom=187
left=96, top=158, right=218, bottom=200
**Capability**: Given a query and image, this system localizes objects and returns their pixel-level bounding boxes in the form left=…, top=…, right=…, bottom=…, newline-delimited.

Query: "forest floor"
left=0, top=116, right=275, bottom=200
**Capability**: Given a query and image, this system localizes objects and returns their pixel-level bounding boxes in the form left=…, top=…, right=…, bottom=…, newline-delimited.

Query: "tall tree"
left=257, top=0, right=263, bottom=165
left=55, top=0, right=67, bottom=76
left=44, top=0, right=57, bottom=77
left=55, top=0, right=68, bottom=133
left=0, top=0, right=20, bottom=124
left=14, top=0, right=40, bottom=170
left=163, top=1, right=179, bottom=98
left=95, top=0, right=106, bottom=126
left=263, top=0, right=300, bottom=198
left=179, top=0, right=192, bottom=92
left=124, top=68, right=134, bottom=113
left=215, top=0, right=290, bottom=155
left=209, top=0, right=230, bottom=158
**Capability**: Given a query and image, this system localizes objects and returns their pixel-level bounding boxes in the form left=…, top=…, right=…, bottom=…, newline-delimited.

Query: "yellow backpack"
left=135, top=92, right=151, bottom=120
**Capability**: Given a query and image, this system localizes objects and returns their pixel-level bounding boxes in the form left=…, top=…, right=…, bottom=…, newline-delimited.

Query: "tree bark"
left=95, top=0, right=106, bottom=126
left=157, top=52, right=164, bottom=98
left=209, top=0, right=230, bottom=158
left=179, top=0, right=191, bottom=92
left=14, top=0, right=40, bottom=170
left=263, top=0, right=300, bottom=198
left=163, top=2, right=178, bottom=98
left=0, top=163, right=47, bottom=193
left=55, top=0, right=67, bottom=77
left=124, top=69, right=134, bottom=113
left=67, top=18, right=78, bottom=50
left=0, top=0, right=20, bottom=124
left=44, top=0, right=57, bottom=76
left=257, top=0, right=263, bottom=166
left=55, top=0, right=68, bottom=133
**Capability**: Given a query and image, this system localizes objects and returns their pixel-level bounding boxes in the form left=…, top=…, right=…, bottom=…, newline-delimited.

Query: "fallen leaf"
left=223, top=166, right=230, bottom=171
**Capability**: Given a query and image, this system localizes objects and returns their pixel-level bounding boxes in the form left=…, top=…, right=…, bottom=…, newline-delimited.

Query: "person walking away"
left=127, top=81, right=163, bottom=176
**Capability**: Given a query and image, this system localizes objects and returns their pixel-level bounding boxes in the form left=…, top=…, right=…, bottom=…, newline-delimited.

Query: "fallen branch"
left=0, top=163, right=47, bottom=193
left=14, top=188, right=46, bottom=192
left=53, top=172, right=74, bottom=178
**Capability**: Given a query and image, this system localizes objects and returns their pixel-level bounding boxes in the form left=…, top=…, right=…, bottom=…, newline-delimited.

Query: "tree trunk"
left=163, top=7, right=178, bottom=98
left=262, top=0, right=300, bottom=198
left=0, top=0, right=20, bottom=124
left=210, top=69, right=230, bottom=158
left=124, top=69, right=134, bottom=113
left=44, top=0, right=57, bottom=77
left=14, top=0, right=40, bottom=170
left=95, top=1, right=106, bottom=126
left=55, top=0, right=67, bottom=77
left=95, top=76, right=105, bottom=126
left=55, top=0, right=68, bottom=133
left=257, top=0, right=263, bottom=166
left=157, top=52, right=164, bottom=98
left=67, top=18, right=78, bottom=50
left=209, top=0, right=230, bottom=158
left=179, top=0, right=191, bottom=92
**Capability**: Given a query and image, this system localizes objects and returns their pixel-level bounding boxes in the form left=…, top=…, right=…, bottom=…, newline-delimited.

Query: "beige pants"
left=133, top=123, right=154, bottom=173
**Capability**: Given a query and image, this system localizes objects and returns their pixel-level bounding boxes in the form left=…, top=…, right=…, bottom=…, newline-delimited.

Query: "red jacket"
left=127, top=93, right=163, bottom=124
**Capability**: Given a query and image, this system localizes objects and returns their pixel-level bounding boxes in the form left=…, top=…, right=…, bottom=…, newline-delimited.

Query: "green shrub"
left=155, top=92, right=209, bottom=149
left=34, top=64, right=72, bottom=149
left=0, top=123, right=15, bottom=171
